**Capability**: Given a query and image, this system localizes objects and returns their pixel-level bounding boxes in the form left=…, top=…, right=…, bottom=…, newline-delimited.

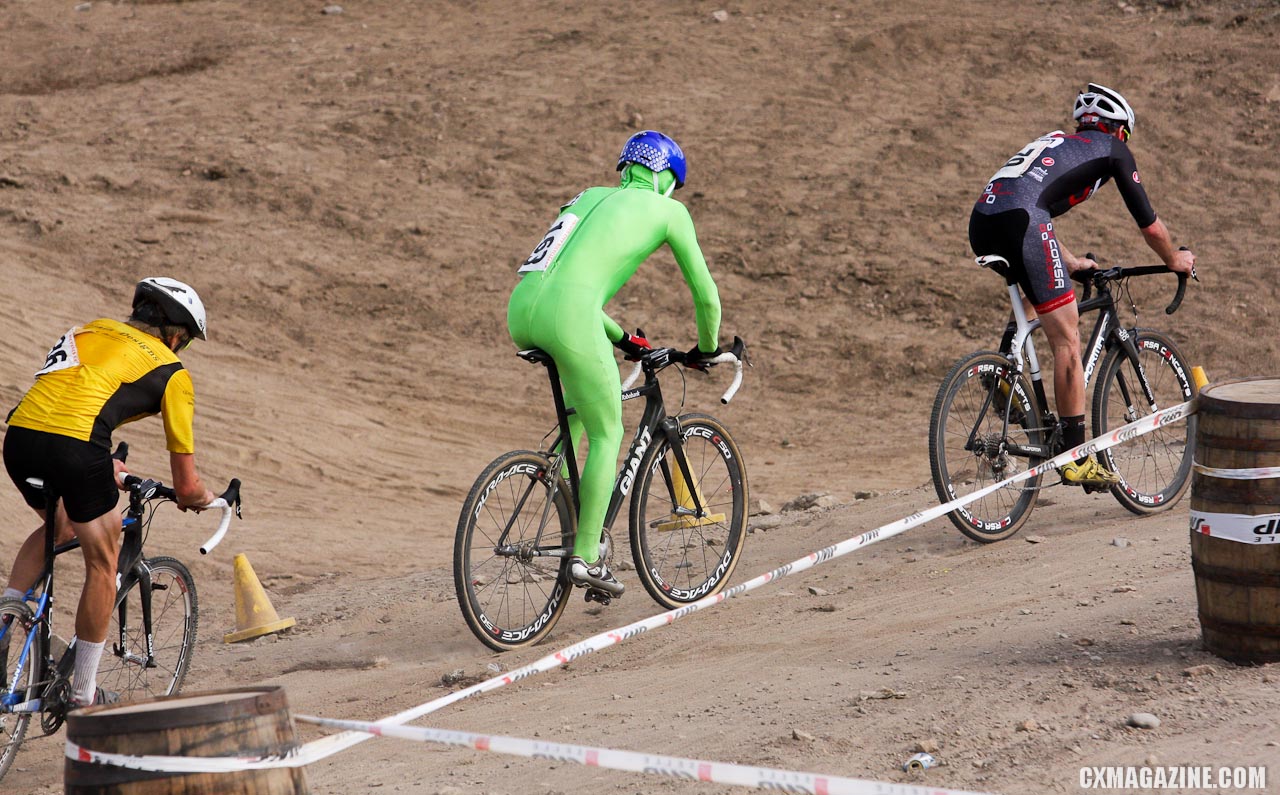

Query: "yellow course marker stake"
left=655, top=465, right=727, bottom=532
left=1191, top=365, right=1209, bottom=394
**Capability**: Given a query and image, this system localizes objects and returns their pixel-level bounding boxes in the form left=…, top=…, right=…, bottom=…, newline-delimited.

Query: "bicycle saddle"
left=517, top=348, right=553, bottom=366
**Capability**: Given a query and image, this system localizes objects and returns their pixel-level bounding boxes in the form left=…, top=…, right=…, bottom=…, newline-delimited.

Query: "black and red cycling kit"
left=969, top=128, right=1157, bottom=314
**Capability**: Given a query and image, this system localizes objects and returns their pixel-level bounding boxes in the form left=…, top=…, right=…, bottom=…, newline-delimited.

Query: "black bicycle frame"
left=506, top=349, right=708, bottom=558
left=38, top=493, right=161, bottom=676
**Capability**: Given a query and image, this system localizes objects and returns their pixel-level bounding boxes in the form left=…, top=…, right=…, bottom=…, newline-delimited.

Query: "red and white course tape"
left=67, top=400, right=1193, bottom=793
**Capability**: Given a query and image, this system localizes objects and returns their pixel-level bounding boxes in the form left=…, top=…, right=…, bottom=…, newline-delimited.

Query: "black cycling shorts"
left=4, top=426, right=120, bottom=523
left=969, top=207, right=1075, bottom=315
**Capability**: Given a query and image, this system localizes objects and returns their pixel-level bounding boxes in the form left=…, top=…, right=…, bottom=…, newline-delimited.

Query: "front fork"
left=654, top=416, right=710, bottom=520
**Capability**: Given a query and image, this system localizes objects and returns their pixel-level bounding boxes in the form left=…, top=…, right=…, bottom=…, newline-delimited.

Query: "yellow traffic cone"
left=655, top=462, right=727, bottom=532
left=224, top=553, right=296, bottom=643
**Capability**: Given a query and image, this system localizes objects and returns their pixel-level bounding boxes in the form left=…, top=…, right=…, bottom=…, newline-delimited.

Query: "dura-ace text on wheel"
left=629, top=413, right=747, bottom=609
left=1092, top=329, right=1195, bottom=514
left=454, top=450, right=575, bottom=652
left=96, top=557, right=198, bottom=701
left=930, top=351, right=1045, bottom=542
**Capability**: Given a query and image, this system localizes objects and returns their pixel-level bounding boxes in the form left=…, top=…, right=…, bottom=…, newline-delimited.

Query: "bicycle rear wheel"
left=97, top=557, right=198, bottom=701
left=629, top=414, right=747, bottom=609
left=0, top=598, right=40, bottom=783
left=929, top=351, right=1045, bottom=542
left=454, top=450, right=575, bottom=652
left=1092, top=329, right=1195, bottom=514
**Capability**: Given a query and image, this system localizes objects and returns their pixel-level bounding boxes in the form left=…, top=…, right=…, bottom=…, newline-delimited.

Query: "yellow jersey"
left=6, top=319, right=196, bottom=453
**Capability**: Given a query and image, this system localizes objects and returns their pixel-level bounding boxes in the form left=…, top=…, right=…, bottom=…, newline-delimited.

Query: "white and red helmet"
left=1073, top=83, right=1136, bottom=138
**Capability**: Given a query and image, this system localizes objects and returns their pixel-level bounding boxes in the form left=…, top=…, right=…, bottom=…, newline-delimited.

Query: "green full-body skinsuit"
left=507, top=164, right=721, bottom=562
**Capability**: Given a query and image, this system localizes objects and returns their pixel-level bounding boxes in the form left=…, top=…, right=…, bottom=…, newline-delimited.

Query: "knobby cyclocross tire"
left=1091, top=328, right=1195, bottom=514
left=629, top=413, right=748, bottom=609
left=454, top=450, right=575, bottom=652
left=97, top=557, right=198, bottom=701
left=930, top=351, right=1045, bottom=542
left=0, top=598, right=41, bottom=783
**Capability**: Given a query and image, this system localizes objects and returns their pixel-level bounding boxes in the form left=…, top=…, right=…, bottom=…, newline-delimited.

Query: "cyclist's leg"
left=558, top=357, right=623, bottom=563
left=68, top=512, right=122, bottom=704
left=1014, top=211, right=1080, bottom=417
left=509, top=274, right=582, bottom=480
left=544, top=338, right=625, bottom=595
left=1019, top=219, right=1115, bottom=484
left=1037, top=302, right=1084, bottom=416
left=56, top=442, right=123, bottom=705
left=510, top=281, right=625, bottom=587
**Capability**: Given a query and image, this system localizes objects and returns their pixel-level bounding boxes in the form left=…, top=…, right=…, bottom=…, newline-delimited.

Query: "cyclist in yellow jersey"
left=3, top=278, right=216, bottom=706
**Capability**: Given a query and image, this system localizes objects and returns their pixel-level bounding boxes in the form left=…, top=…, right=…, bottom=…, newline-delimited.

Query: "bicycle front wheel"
left=97, top=556, right=198, bottom=701
left=629, top=413, right=747, bottom=610
left=1092, top=329, right=1195, bottom=514
left=0, top=598, right=40, bottom=783
left=930, top=351, right=1045, bottom=542
left=454, top=450, right=575, bottom=652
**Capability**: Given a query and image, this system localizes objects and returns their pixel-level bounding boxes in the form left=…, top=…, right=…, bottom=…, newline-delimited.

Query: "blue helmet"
left=616, top=130, right=686, bottom=189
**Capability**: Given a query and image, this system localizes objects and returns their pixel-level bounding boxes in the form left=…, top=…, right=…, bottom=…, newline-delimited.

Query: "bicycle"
left=929, top=254, right=1196, bottom=543
left=454, top=336, right=748, bottom=652
left=0, top=441, right=241, bottom=781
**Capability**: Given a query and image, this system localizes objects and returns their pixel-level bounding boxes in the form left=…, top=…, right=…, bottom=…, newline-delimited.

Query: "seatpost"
left=31, top=479, right=59, bottom=665
left=1007, top=284, right=1045, bottom=387
left=540, top=358, right=582, bottom=501
left=33, top=481, right=56, bottom=573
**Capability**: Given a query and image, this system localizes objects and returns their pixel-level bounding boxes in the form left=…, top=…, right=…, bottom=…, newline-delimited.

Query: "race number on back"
left=517, top=213, right=580, bottom=274
left=989, top=131, right=1066, bottom=182
left=35, top=328, right=81, bottom=376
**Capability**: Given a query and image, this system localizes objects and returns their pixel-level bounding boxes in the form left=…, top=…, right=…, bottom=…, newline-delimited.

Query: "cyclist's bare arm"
left=1140, top=218, right=1196, bottom=274
left=1055, top=238, right=1093, bottom=274
left=169, top=451, right=215, bottom=510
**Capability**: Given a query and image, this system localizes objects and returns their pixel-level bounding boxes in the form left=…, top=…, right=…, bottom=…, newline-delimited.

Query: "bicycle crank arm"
left=1005, top=443, right=1053, bottom=459
left=492, top=545, right=571, bottom=559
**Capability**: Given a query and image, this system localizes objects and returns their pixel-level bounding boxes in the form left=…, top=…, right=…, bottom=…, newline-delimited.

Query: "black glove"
left=684, top=343, right=721, bottom=371
left=615, top=331, right=652, bottom=361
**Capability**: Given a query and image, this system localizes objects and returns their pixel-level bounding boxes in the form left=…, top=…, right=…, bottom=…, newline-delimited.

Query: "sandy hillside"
left=2, top=1, right=1279, bottom=793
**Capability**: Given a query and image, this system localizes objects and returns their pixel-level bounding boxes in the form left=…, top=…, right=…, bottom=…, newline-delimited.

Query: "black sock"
left=1063, top=415, right=1087, bottom=464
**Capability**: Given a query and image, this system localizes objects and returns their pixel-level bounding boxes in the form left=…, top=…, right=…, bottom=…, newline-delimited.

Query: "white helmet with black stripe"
left=132, top=277, right=208, bottom=341
left=1073, top=83, right=1135, bottom=137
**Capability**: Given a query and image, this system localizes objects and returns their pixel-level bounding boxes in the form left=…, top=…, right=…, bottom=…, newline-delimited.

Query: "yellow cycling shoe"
left=1059, top=456, right=1121, bottom=487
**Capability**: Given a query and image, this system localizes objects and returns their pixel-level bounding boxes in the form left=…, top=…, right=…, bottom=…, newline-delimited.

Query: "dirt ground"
left=2, top=1, right=1279, bottom=793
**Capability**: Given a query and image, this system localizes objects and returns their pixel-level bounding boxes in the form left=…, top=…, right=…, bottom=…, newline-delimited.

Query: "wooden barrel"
left=1189, top=376, right=1280, bottom=664
left=65, top=686, right=309, bottom=794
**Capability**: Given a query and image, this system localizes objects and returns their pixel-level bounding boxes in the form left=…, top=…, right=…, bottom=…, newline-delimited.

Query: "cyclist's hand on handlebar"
left=113, top=459, right=130, bottom=491
left=179, top=488, right=217, bottom=513
left=1169, top=247, right=1196, bottom=278
left=614, top=330, right=652, bottom=361
left=1066, top=251, right=1098, bottom=275
left=684, top=343, right=722, bottom=372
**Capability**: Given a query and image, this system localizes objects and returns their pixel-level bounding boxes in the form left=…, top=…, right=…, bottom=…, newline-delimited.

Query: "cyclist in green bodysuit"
left=507, top=131, right=722, bottom=597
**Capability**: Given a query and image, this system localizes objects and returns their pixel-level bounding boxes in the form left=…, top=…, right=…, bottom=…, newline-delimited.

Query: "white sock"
left=2, top=587, right=23, bottom=601
left=72, top=638, right=106, bottom=704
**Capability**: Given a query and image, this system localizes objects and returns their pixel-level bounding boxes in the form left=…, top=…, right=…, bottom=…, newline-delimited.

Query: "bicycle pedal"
left=583, top=588, right=613, bottom=606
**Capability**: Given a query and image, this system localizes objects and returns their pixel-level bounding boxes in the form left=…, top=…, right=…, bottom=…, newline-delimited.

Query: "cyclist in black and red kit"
left=969, top=83, right=1197, bottom=487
